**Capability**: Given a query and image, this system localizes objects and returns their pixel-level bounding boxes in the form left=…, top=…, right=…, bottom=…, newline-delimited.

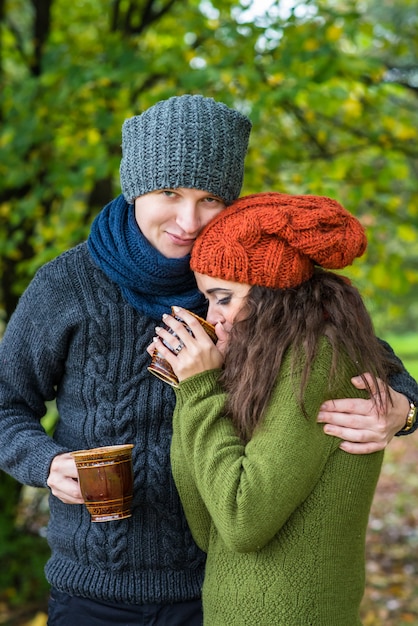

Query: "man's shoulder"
left=33, top=241, right=106, bottom=286
left=38, top=241, right=90, bottom=272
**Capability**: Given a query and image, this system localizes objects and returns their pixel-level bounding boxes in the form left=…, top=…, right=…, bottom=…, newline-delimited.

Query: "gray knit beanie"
left=120, top=94, right=252, bottom=205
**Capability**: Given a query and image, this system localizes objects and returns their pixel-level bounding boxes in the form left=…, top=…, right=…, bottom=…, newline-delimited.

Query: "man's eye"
left=205, top=197, right=223, bottom=205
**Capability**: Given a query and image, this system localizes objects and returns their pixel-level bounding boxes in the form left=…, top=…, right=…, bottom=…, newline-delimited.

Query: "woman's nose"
left=206, top=306, right=222, bottom=327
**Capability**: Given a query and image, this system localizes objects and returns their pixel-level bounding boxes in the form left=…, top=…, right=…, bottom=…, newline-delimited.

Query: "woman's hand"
left=148, top=307, right=225, bottom=382
left=317, top=373, right=409, bottom=454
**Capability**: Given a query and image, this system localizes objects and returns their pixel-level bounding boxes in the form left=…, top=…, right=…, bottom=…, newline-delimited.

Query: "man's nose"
left=176, top=203, right=201, bottom=234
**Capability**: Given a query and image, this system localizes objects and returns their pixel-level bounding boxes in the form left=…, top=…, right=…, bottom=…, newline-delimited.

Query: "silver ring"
left=174, top=341, right=184, bottom=354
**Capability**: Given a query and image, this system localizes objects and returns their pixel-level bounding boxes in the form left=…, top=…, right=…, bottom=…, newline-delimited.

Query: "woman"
left=151, top=192, right=401, bottom=625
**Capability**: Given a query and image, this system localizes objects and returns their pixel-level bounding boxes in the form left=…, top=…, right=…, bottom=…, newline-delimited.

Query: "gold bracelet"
left=401, top=401, right=417, bottom=433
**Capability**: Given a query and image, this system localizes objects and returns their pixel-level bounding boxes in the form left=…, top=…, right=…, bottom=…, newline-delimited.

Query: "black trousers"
left=47, top=588, right=203, bottom=626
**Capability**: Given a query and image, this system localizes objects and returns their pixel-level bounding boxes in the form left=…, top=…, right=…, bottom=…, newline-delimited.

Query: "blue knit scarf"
left=87, top=194, right=207, bottom=320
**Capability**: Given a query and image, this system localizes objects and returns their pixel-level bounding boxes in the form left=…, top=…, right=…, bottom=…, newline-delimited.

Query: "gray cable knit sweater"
left=0, top=242, right=205, bottom=604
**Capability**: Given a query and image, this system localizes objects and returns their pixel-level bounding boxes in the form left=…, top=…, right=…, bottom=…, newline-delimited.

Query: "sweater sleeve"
left=378, top=339, right=418, bottom=436
left=171, top=423, right=212, bottom=552
left=0, top=265, right=73, bottom=487
left=171, top=341, right=362, bottom=553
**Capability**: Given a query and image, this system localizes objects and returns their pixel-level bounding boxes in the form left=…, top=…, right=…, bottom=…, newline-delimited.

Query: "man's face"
left=134, top=188, right=226, bottom=258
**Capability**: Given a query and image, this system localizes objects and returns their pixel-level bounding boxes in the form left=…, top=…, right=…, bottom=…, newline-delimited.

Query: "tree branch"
left=110, top=0, right=179, bottom=36
left=29, top=0, right=53, bottom=76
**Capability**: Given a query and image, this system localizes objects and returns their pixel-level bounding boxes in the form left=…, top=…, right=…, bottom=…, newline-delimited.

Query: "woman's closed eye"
left=217, top=296, right=232, bottom=306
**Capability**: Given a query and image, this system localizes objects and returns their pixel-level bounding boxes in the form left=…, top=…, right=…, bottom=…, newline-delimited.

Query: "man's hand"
left=47, top=452, right=84, bottom=504
left=317, top=374, right=409, bottom=454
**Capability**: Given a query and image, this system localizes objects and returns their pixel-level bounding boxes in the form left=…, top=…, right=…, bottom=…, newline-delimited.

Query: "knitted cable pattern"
left=191, top=192, right=367, bottom=288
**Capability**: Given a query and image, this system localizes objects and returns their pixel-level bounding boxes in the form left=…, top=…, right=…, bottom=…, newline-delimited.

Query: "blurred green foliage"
left=0, top=0, right=417, bottom=614
left=385, top=333, right=418, bottom=379
left=0, top=475, right=50, bottom=609
left=0, top=407, right=57, bottom=610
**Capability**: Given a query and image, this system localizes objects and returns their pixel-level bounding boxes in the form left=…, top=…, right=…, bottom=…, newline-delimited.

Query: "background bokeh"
left=0, top=1, right=417, bottom=624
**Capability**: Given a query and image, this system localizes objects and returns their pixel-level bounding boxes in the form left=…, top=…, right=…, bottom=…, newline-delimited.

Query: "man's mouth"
left=167, top=232, right=196, bottom=246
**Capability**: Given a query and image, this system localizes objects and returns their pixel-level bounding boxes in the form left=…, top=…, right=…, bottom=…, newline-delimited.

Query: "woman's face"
left=195, top=273, right=251, bottom=330
left=134, top=188, right=225, bottom=258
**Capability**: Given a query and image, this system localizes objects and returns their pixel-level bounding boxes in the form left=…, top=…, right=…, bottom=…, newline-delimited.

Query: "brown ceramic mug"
left=148, top=307, right=217, bottom=387
left=71, top=444, right=134, bottom=522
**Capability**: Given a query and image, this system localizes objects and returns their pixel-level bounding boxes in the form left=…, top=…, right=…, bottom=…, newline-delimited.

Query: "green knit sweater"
left=171, top=339, right=384, bottom=625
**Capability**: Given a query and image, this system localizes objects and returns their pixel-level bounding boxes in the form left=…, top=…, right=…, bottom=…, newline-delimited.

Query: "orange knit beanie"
left=190, top=192, right=367, bottom=289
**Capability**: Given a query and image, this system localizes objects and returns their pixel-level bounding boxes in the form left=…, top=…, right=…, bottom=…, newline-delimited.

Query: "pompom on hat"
left=191, top=192, right=367, bottom=289
left=120, top=94, right=252, bottom=205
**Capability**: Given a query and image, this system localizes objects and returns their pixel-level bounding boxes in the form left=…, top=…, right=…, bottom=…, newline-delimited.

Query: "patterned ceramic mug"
left=148, top=307, right=217, bottom=387
left=71, top=444, right=134, bottom=522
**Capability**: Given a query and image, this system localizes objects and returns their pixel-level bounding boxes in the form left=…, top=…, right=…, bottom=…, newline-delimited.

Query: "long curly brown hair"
left=219, top=269, right=400, bottom=443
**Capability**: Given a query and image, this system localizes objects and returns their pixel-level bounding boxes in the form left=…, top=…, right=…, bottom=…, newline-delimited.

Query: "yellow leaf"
left=0, top=202, right=11, bottom=218
left=397, top=224, right=417, bottom=243
left=342, top=97, right=363, bottom=119
left=393, top=123, right=417, bottom=140
left=267, top=73, right=284, bottom=86
left=0, top=129, right=14, bottom=147
left=303, top=38, right=320, bottom=52
left=326, top=25, right=342, bottom=42
left=86, top=129, right=101, bottom=145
